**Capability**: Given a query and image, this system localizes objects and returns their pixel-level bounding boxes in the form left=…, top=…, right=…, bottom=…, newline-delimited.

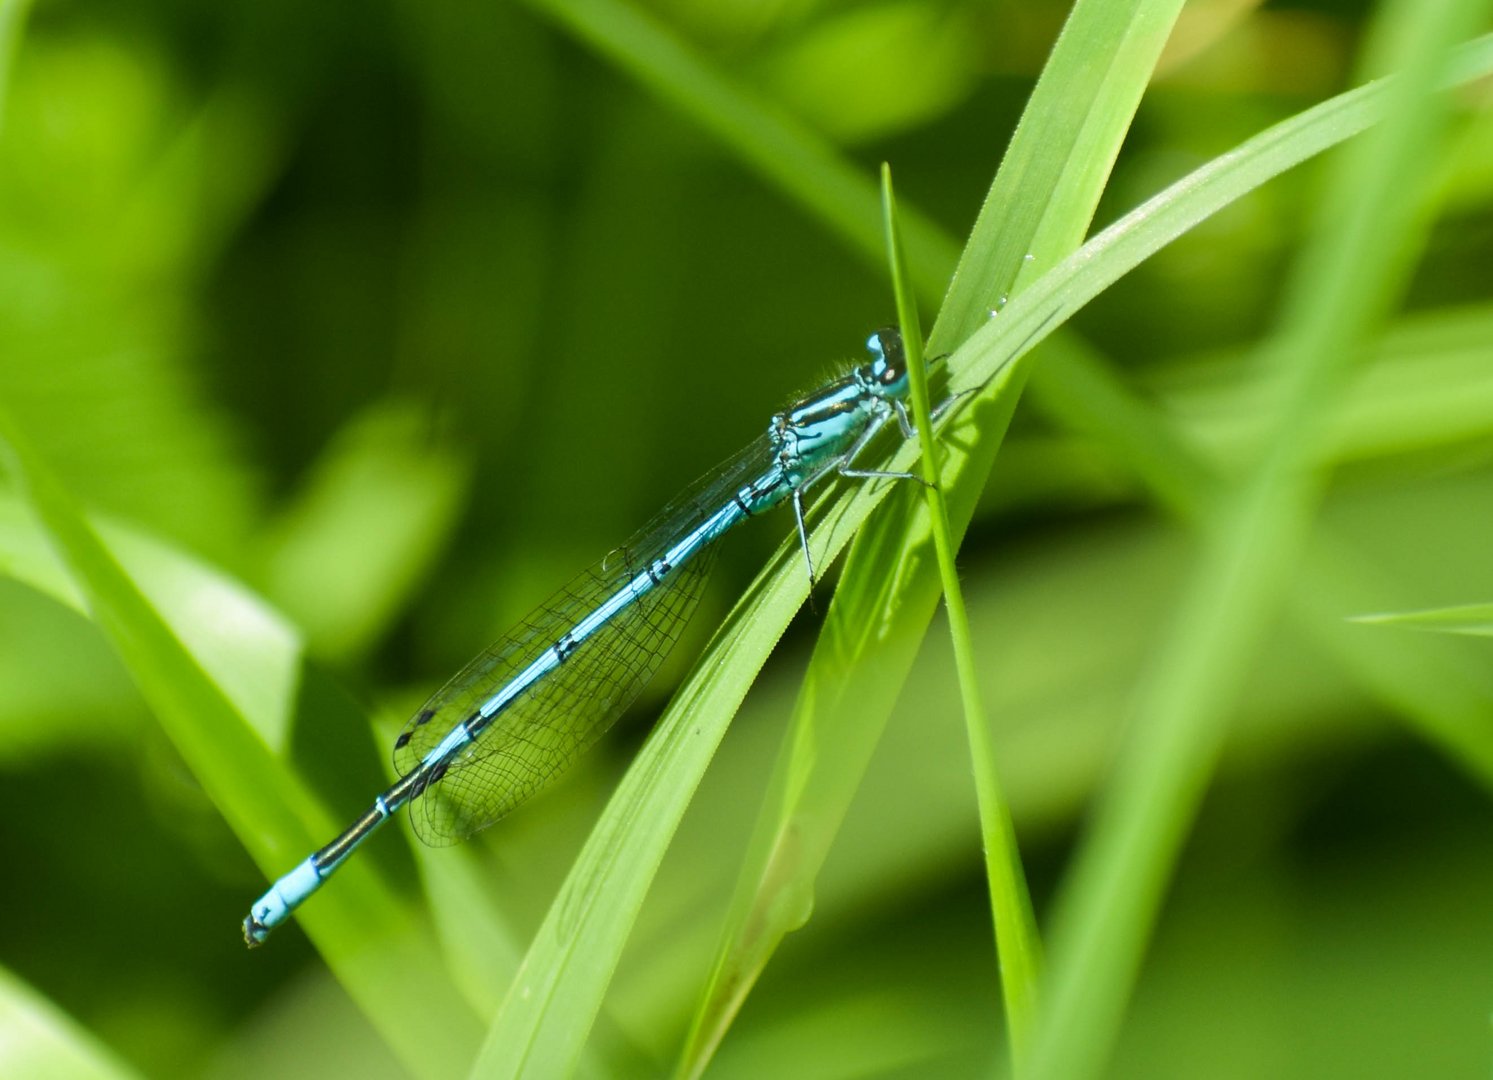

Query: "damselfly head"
left=865, top=327, right=909, bottom=396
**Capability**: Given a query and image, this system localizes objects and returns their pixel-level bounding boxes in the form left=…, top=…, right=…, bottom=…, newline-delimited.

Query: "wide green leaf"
left=0, top=412, right=482, bottom=1078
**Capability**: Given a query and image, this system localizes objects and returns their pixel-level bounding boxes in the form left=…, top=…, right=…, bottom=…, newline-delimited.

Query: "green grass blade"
left=465, top=24, right=1493, bottom=1077
left=1011, top=321, right=1493, bottom=790
left=940, top=38, right=1493, bottom=395
left=673, top=14, right=1493, bottom=1075
left=1025, top=2, right=1493, bottom=1077
left=884, top=163, right=1042, bottom=1068
left=0, top=0, right=30, bottom=132
left=261, top=400, right=471, bottom=662
left=0, top=493, right=306, bottom=748
left=680, top=2, right=1185, bottom=1071
left=1351, top=602, right=1493, bottom=637
left=0, top=965, right=144, bottom=1080
left=466, top=444, right=960, bottom=1078
left=929, top=0, right=1188, bottom=346
left=513, top=0, right=1202, bottom=556
left=1297, top=544, right=1493, bottom=784
left=1085, top=302, right=1493, bottom=479
left=0, top=410, right=481, bottom=1078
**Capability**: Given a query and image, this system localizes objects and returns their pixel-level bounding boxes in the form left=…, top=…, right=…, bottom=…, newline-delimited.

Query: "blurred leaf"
left=1112, top=824, right=1493, bottom=1077
left=1012, top=300, right=1493, bottom=517
left=1352, top=602, right=1493, bottom=636
left=1028, top=2, right=1493, bottom=1076
left=0, top=492, right=301, bottom=745
left=1155, top=0, right=1265, bottom=76
left=0, top=32, right=272, bottom=557
left=112, top=85, right=285, bottom=278
left=260, top=399, right=471, bottom=663
left=1433, top=92, right=1493, bottom=213
left=0, top=0, right=29, bottom=132
left=707, top=992, right=974, bottom=1080
left=0, top=494, right=83, bottom=610
left=1136, top=301, right=1493, bottom=472
left=0, top=412, right=481, bottom=1077
left=0, top=577, right=143, bottom=764
left=759, top=3, right=980, bottom=142
left=201, top=967, right=421, bottom=1080
left=517, top=0, right=958, bottom=299
left=0, top=965, right=144, bottom=1080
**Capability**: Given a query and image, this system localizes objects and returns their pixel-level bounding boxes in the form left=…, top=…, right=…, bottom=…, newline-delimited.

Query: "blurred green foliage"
left=1, top=0, right=1491, bottom=1077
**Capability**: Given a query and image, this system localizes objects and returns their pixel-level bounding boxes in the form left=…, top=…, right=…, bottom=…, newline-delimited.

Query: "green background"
left=1, top=0, right=1490, bottom=1076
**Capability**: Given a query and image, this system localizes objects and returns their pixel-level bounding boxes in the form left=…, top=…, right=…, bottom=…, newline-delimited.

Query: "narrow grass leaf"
left=1298, top=545, right=1493, bottom=784
left=884, top=163, right=1042, bottom=1067
left=472, top=303, right=1070, bottom=1080
left=468, top=26, right=1493, bottom=1078
left=261, top=399, right=471, bottom=662
left=0, top=494, right=304, bottom=745
left=679, top=2, right=1185, bottom=1072
left=931, top=0, right=1189, bottom=342
left=1016, top=328, right=1493, bottom=792
left=1026, top=4, right=1493, bottom=1077
left=0, top=965, right=144, bottom=1080
left=0, top=0, right=30, bottom=132
left=1121, top=301, right=1493, bottom=471
left=0, top=409, right=481, bottom=1078
left=1351, top=603, right=1493, bottom=636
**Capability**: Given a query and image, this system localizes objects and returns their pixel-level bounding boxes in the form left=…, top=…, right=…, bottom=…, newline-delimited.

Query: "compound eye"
left=871, top=327, right=906, bottom=385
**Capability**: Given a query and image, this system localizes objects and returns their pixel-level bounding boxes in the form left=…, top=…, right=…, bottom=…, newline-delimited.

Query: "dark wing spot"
left=394, top=731, right=411, bottom=750
left=415, top=708, right=436, bottom=726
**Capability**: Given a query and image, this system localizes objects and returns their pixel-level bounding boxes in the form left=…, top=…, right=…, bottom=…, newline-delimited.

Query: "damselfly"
left=244, top=328, right=937, bottom=944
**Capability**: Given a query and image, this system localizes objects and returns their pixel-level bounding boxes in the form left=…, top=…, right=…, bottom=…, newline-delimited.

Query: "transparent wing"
left=393, top=433, right=776, bottom=845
